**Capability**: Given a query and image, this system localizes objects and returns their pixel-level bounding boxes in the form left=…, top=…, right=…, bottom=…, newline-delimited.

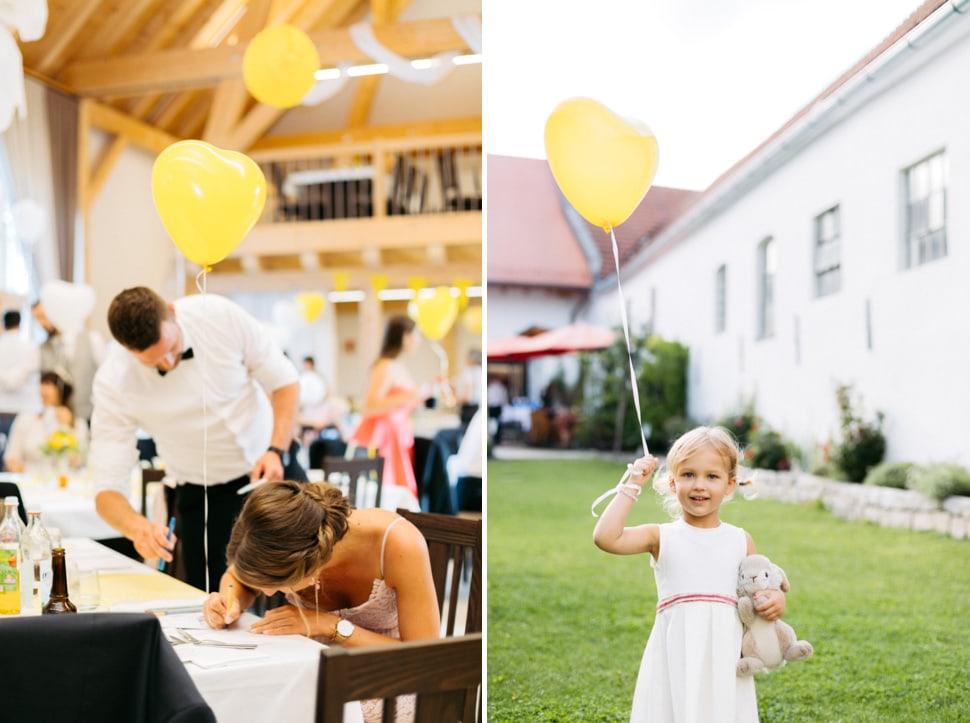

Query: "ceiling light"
left=453, top=53, right=482, bottom=65
left=328, top=290, right=366, bottom=303
left=378, top=288, right=416, bottom=301
left=346, top=63, right=389, bottom=77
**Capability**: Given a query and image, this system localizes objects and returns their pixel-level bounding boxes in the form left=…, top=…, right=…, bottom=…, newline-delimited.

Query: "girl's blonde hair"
left=651, top=425, right=756, bottom=518
left=227, top=480, right=352, bottom=591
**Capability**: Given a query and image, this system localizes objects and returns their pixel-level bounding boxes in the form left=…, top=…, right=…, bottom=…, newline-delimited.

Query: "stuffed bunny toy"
left=736, top=554, right=814, bottom=675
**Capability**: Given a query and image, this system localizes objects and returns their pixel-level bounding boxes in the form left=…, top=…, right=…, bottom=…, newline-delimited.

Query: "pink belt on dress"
left=656, top=593, right=738, bottom=614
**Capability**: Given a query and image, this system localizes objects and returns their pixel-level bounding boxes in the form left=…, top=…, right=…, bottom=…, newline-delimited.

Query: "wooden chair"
left=316, top=456, right=384, bottom=508
left=140, top=467, right=166, bottom=517
left=315, top=633, right=482, bottom=723
left=396, top=509, right=482, bottom=636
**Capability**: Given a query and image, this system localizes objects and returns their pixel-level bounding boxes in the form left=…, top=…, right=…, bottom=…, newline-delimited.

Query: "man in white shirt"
left=90, top=287, right=302, bottom=591
left=0, top=310, right=40, bottom=467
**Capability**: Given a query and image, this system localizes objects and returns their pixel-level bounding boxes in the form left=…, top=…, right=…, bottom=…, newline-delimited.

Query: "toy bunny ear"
left=774, top=564, right=791, bottom=592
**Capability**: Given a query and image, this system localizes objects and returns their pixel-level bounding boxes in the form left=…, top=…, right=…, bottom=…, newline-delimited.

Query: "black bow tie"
left=158, top=347, right=193, bottom=377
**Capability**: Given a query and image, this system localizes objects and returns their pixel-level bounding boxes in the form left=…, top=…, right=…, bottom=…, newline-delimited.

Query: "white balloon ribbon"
left=590, top=224, right=650, bottom=515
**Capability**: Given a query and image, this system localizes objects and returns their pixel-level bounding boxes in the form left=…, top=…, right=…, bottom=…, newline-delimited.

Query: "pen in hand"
left=158, top=516, right=176, bottom=572
left=225, top=583, right=235, bottom=625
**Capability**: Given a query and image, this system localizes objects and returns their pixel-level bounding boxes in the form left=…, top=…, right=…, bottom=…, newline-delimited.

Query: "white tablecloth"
left=63, top=538, right=363, bottom=723
left=0, top=471, right=124, bottom=539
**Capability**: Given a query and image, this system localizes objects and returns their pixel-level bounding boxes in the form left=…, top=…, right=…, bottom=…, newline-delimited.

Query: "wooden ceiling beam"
left=346, top=0, right=401, bottom=128
left=28, top=1, right=101, bottom=74
left=203, top=0, right=274, bottom=146
left=234, top=213, right=482, bottom=256
left=75, top=0, right=158, bottom=62
left=87, top=100, right=177, bottom=154
left=248, top=117, right=481, bottom=153
left=63, top=16, right=476, bottom=97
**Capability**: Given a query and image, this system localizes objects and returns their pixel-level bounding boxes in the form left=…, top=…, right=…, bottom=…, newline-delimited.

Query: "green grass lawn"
left=486, top=457, right=970, bottom=722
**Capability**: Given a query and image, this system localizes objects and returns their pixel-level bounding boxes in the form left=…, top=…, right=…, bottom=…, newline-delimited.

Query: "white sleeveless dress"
left=630, top=519, right=759, bottom=723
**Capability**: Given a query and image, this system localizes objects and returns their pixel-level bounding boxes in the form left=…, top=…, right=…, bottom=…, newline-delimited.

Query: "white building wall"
left=590, top=11, right=970, bottom=466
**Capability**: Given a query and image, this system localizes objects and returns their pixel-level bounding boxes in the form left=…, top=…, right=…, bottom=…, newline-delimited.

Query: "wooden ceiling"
left=17, top=0, right=482, bottom=293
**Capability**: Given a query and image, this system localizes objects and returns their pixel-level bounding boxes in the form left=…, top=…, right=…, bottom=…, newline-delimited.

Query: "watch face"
left=337, top=619, right=354, bottom=637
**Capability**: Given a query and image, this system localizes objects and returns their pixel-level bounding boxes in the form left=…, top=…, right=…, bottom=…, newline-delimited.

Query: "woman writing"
left=349, top=315, right=429, bottom=506
left=5, top=370, right=87, bottom=473
left=203, top=481, right=439, bottom=721
left=203, top=481, right=439, bottom=644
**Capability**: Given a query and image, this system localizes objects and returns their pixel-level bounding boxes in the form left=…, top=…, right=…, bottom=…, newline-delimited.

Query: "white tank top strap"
left=380, top=516, right=406, bottom=578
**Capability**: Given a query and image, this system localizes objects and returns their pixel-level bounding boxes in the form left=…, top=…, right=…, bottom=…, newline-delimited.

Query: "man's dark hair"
left=3, top=310, right=20, bottom=329
left=107, top=287, right=171, bottom=351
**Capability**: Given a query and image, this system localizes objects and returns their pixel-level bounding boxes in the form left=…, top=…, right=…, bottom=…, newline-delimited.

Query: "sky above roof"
left=485, top=0, right=923, bottom=190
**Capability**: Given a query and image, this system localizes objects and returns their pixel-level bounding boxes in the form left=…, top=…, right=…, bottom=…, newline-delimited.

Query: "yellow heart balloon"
left=243, top=24, right=319, bottom=108
left=151, top=140, right=267, bottom=267
left=461, top=305, right=482, bottom=334
left=413, top=287, right=460, bottom=341
left=544, top=97, right=659, bottom=231
left=296, top=292, right=326, bottom=322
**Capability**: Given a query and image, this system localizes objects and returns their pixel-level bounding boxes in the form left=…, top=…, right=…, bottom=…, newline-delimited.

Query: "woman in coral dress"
left=350, top=315, right=428, bottom=507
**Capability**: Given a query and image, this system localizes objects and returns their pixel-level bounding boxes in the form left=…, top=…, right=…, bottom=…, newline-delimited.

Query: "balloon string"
left=608, top=224, right=649, bottom=457
left=589, top=227, right=650, bottom=516
left=428, top=339, right=456, bottom=408
left=194, top=268, right=210, bottom=593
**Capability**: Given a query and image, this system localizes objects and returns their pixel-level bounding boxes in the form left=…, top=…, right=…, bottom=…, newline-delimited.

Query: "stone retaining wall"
left=751, top=470, right=970, bottom=540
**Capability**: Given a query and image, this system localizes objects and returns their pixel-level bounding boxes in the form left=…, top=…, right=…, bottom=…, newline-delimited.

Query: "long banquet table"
left=8, top=538, right=362, bottom=723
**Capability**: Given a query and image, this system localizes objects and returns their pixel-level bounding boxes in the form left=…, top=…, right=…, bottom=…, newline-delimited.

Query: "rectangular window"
left=903, top=150, right=947, bottom=267
left=813, top=205, right=841, bottom=297
left=757, top=237, right=776, bottom=339
left=714, top=264, right=726, bottom=333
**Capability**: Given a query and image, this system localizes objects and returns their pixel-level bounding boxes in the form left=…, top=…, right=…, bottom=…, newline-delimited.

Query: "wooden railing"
left=249, top=132, right=482, bottom=225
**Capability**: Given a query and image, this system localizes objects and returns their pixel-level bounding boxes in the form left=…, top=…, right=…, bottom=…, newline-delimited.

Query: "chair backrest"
left=1, top=612, right=215, bottom=721
left=308, top=435, right=348, bottom=468
left=316, top=633, right=482, bottom=723
left=318, top=456, right=384, bottom=509
left=396, top=509, right=482, bottom=636
left=0, top=480, right=28, bottom=525
left=141, top=467, right=166, bottom=517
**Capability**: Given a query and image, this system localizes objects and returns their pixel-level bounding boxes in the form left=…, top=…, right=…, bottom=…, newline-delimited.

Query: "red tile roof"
left=486, top=154, right=698, bottom=288
left=579, top=186, right=699, bottom=280
left=486, top=154, right=592, bottom=289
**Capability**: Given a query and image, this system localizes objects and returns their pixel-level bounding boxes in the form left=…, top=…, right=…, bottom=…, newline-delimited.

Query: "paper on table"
left=110, top=597, right=207, bottom=614
left=174, top=644, right=270, bottom=669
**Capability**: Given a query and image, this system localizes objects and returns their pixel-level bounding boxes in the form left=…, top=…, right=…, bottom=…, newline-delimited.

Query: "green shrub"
left=575, top=330, right=689, bottom=452
left=907, top=463, right=970, bottom=502
left=744, top=429, right=797, bottom=471
left=715, top=407, right=759, bottom=448
left=863, top=461, right=915, bottom=489
left=829, top=384, right=886, bottom=482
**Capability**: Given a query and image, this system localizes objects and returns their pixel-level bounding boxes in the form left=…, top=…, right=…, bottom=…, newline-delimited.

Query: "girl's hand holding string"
left=629, top=455, right=659, bottom=488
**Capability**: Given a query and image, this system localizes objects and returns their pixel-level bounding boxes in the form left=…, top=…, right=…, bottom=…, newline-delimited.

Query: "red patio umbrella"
left=487, top=322, right=615, bottom=361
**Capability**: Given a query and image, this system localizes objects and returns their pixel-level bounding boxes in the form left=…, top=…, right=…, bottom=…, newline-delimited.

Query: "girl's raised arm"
left=593, top=456, right=660, bottom=557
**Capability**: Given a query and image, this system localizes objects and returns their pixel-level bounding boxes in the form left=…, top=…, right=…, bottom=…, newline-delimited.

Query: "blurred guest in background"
left=454, top=348, right=482, bottom=426
left=0, top=309, right=40, bottom=466
left=5, top=370, right=87, bottom=474
left=32, top=300, right=105, bottom=425
left=349, top=315, right=429, bottom=507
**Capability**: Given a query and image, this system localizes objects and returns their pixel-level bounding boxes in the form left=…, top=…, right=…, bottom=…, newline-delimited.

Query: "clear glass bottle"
left=0, top=497, right=22, bottom=615
left=24, top=510, right=53, bottom=613
left=42, top=548, right=76, bottom=615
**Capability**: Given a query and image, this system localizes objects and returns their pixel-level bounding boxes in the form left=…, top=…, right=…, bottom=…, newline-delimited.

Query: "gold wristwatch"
left=331, top=618, right=355, bottom=643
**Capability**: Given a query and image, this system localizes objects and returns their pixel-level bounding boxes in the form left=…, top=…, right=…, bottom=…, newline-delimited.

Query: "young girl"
left=593, top=426, right=785, bottom=722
